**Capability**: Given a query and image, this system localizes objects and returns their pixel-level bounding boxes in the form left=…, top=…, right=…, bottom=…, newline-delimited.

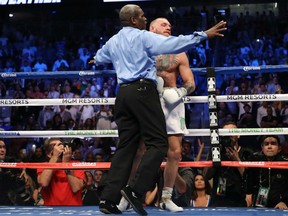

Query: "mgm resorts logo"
left=0, top=0, right=61, bottom=5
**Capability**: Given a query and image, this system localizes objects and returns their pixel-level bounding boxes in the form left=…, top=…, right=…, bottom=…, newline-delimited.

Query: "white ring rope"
left=1, top=65, right=288, bottom=79
left=0, top=98, right=116, bottom=106
left=1, top=93, right=288, bottom=106
left=0, top=128, right=287, bottom=138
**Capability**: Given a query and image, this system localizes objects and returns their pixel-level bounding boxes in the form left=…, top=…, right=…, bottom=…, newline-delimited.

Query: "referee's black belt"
left=120, top=79, right=155, bottom=87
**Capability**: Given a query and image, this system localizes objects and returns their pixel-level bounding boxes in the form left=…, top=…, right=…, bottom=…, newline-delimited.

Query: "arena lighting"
left=0, top=0, right=61, bottom=5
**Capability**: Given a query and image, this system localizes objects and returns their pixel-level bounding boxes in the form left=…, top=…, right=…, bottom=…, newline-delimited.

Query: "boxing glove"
left=156, top=76, right=164, bottom=94
left=162, top=87, right=187, bottom=105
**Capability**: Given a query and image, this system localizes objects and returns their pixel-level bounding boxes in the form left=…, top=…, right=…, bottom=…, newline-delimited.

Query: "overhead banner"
left=0, top=0, right=61, bottom=5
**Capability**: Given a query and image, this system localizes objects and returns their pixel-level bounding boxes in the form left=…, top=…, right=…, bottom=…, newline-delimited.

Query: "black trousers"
left=101, top=79, right=168, bottom=203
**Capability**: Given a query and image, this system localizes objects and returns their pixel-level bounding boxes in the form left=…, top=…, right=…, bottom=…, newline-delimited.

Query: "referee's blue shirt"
left=94, top=26, right=207, bottom=84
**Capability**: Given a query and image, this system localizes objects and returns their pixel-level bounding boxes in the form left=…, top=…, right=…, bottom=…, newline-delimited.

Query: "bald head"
left=119, top=4, right=142, bottom=27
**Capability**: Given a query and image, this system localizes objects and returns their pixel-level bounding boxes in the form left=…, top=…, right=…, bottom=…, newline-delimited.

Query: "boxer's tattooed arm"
left=155, top=54, right=178, bottom=72
left=183, top=82, right=195, bottom=95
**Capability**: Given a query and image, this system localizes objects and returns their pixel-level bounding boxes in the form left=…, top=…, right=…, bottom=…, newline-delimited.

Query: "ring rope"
left=0, top=128, right=287, bottom=138
left=1, top=161, right=288, bottom=170
left=0, top=94, right=287, bottom=107
left=0, top=98, right=116, bottom=106
left=1, top=65, right=288, bottom=79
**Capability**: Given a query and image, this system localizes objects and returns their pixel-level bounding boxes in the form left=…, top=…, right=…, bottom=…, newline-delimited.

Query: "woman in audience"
left=190, top=173, right=211, bottom=207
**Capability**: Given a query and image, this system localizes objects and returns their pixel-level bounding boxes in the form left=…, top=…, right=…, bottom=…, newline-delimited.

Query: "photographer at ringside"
left=0, top=138, right=34, bottom=205
left=203, top=121, right=254, bottom=207
left=37, top=138, right=85, bottom=206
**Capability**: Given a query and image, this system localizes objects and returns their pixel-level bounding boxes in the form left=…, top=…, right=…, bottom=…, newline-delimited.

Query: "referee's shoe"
left=99, top=200, right=122, bottom=214
left=121, top=185, right=147, bottom=215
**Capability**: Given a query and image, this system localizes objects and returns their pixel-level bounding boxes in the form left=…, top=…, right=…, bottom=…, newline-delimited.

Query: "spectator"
left=272, top=89, right=284, bottom=123
left=102, top=82, right=114, bottom=98
left=37, top=137, right=85, bottom=206
left=61, top=84, right=74, bottom=99
left=58, top=105, right=72, bottom=125
left=11, top=83, right=25, bottom=99
left=93, top=169, right=104, bottom=190
left=79, top=48, right=90, bottom=69
left=82, top=118, right=95, bottom=130
left=237, top=103, right=259, bottom=151
left=170, top=140, right=205, bottom=207
left=51, top=113, right=63, bottom=130
left=280, top=102, right=288, bottom=126
left=246, top=135, right=288, bottom=209
left=82, top=171, right=100, bottom=206
left=0, top=138, right=34, bottom=205
left=190, top=173, right=212, bottom=207
left=20, top=59, right=32, bottom=72
left=80, top=84, right=92, bottom=98
left=47, top=83, right=60, bottom=99
left=22, top=42, right=36, bottom=63
left=237, top=103, right=256, bottom=128
left=67, top=94, right=81, bottom=123
left=52, top=54, right=69, bottom=72
left=260, top=106, right=279, bottom=128
left=30, top=146, right=46, bottom=163
left=181, top=140, right=194, bottom=161
left=72, top=147, right=83, bottom=161
left=57, top=61, right=69, bottom=71
left=79, top=105, right=95, bottom=128
left=96, top=105, right=113, bottom=130
left=28, top=145, right=46, bottom=181
left=169, top=167, right=194, bottom=208
left=95, top=153, right=104, bottom=162
left=0, top=88, right=12, bottom=127
left=258, top=82, right=268, bottom=94
left=70, top=53, right=85, bottom=71
left=267, top=74, right=281, bottom=94
left=31, top=85, right=45, bottom=99
left=37, top=106, right=55, bottom=130
left=33, top=57, right=48, bottom=72
left=256, top=101, right=276, bottom=127
left=204, top=122, right=254, bottom=207
left=67, top=118, right=78, bottom=130
left=3, top=59, right=16, bottom=72
left=238, top=101, right=253, bottom=121
left=84, top=151, right=96, bottom=162
left=24, top=174, right=39, bottom=204
left=43, top=42, right=57, bottom=70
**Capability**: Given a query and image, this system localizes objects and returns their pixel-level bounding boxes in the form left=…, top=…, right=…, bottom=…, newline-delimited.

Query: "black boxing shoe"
left=99, top=200, right=122, bottom=214
left=120, top=185, right=147, bottom=215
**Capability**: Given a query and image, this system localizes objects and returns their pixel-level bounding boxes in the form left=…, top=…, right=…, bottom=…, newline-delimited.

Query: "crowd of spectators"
left=0, top=3, right=288, bottom=209
left=0, top=6, right=288, bottom=152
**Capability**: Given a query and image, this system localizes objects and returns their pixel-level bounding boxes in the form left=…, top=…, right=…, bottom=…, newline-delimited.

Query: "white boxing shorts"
left=160, top=89, right=189, bottom=135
